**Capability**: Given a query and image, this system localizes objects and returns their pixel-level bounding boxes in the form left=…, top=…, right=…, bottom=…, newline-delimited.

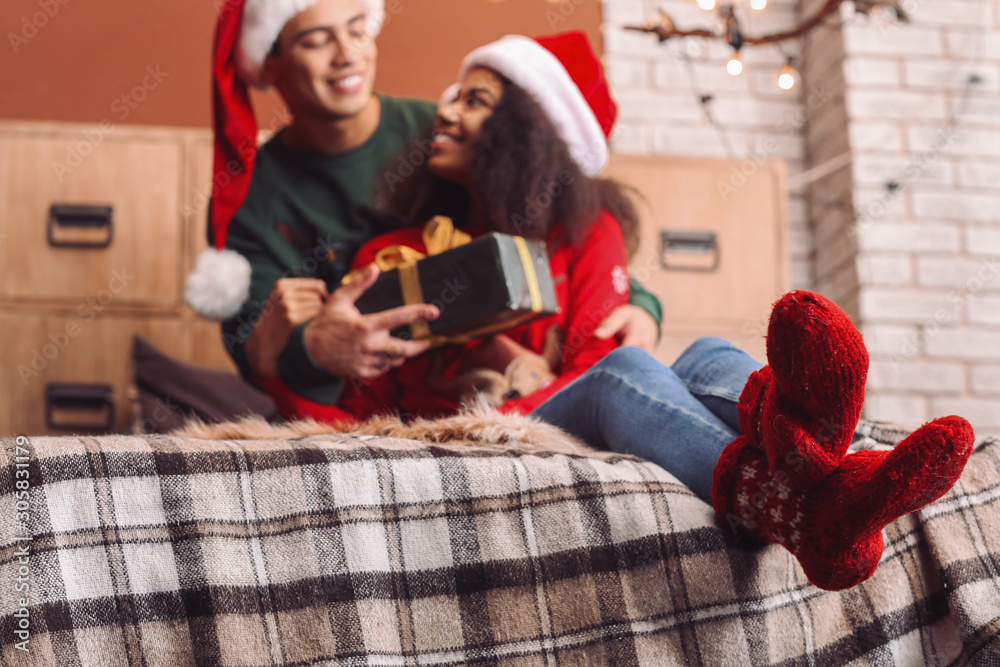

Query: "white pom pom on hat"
left=185, top=0, right=385, bottom=321
left=185, top=248, right=253, bottom=321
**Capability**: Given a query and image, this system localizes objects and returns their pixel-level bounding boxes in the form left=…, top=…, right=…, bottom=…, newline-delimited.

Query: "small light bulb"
left=777, top=62, right=797, bottom=90
left=697, top=0, right=716, bottom=10
left=750, top=0, right=767, bottom=9
left=727, top=52, right=743, bottom=76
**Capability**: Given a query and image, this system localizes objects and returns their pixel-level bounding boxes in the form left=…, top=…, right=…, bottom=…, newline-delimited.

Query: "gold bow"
left=341, top=216, right=471, bottom=286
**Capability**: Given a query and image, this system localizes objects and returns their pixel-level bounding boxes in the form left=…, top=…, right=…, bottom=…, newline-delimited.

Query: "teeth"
left=335, top=74, right=362, bottom=87
left=434, top=133, right=456, bottom=143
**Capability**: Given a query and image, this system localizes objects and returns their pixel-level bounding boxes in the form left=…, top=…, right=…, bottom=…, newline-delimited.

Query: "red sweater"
left=337, top=210, right=629, bottom=419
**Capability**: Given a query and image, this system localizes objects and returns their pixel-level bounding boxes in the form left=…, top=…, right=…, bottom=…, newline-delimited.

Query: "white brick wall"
left=848, top=121, right=905, bottom=152
left=966, top=227, right=1000, bottom=254
left=917, top=256, right=1000, bottom=290
left=852, top=153, right=953, bottom=187
left=972, top=365, right=1000, bottom=395
left=864, top=393, right=929, bottom=424
left=911, top=191, right=1000, bottom=223
left=855, top=222, right=961, bottom=253
left=842, top=24, right=945, bottom=57
left=925, top=328, right=1000, bottom=361
left=859, top=288, right=960, bottom=324
left=932, top=397, right=1000, bottom=429
left=843, top=57, right=900, bottom=86
left=959, top=160, right=1000, bottom=189
left=907, top=126, right=1000, bottom=158
left=909, top=0, right=992, bottom=28
left=968, top=294, right=1000, bottom=325
left=867, top=359, right=965, bottom=394
left=857, top=254, right=913, bottom=286
left=845, top=89, right=949, bottom=122
left=861, top=322, right=922, bottom=355
left=601, top=0, right=1000, bottom=438
left=903, top=61, right=1000, bottom=93
left=835, top=0, right=1000, bottom=437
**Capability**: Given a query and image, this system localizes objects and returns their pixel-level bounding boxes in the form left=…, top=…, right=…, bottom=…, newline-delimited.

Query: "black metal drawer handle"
left=660, top=231, right=720, bottom=272
left=45, top=383, right=115, bottom=432
left=47, top=204, right=114, bottom=248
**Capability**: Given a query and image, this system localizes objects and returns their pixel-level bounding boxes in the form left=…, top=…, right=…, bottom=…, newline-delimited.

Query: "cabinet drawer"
left=605, top=154, right=789, bottom=329
left=0, top=309, right=186, bottom=436
left=0, top=129, right=183, bottom=304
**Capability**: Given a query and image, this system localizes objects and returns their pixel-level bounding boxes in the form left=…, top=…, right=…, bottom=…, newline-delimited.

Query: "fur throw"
left=172, top=401, right=607, bottom=459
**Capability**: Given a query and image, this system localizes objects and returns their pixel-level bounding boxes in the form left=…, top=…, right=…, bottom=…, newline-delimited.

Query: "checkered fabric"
left=2, top=431, right=999, bottom=666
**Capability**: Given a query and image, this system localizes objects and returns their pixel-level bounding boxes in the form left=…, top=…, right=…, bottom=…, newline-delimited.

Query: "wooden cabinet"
left=604, top=154, right=790, bottom=366
left=0, top=121, right=232, bottom=436
left=1, top=309, right=190, bottom=435
left=0, top=121, right=789, bottom=435
left=0, top=132, right=182, bottom=304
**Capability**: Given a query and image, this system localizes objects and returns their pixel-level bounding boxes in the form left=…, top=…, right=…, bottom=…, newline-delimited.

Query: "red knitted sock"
left=712, top=291, right=975, bottom=591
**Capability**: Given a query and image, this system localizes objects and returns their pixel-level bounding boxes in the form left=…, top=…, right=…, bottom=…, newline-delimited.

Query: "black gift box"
left=355, top=232, right=559, bottom=343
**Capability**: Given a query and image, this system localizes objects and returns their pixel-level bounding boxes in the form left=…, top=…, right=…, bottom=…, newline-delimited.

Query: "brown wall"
left=1, top=0, right=603, bottom=129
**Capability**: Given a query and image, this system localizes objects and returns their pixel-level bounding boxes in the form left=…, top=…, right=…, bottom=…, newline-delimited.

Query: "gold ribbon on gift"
left=341, top=216, right=471, bottom=285
left=341, top=216, right=471, bottom=341
left=343, top=216, right=544, bottom=345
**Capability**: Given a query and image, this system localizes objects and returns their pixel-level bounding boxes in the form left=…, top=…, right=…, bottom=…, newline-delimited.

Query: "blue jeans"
left=531, top=339, right=764, bottom=504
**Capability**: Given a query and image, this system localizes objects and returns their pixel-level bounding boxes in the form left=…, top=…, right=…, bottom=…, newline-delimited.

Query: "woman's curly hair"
left=380, top=76, right=640, bottom=257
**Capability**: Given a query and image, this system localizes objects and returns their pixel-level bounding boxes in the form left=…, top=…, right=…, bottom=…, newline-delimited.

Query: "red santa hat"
left=185, top=0, right=385, bottom=321
left=451, top=31, right=617, bottom=179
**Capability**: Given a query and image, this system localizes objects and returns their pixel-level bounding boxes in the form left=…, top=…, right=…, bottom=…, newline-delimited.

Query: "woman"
left=335, top=32, right=641, bottom=420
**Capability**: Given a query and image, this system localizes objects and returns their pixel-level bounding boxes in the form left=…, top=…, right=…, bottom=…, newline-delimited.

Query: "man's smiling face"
left=261, top=0, right=377, bottom=122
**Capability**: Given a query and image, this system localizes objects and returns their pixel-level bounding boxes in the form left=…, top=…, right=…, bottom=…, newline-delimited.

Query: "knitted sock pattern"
left=712, top=291, right=975, bottom=591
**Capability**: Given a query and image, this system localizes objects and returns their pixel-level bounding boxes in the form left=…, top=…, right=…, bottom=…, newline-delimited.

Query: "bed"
left=2, top=420, right=999, bottom=666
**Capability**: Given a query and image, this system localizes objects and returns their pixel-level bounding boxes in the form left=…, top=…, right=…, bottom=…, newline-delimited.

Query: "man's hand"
left=594, top=304, right=660, bottom=352
left=245, top=278, right=329, bottom=378
left=304, top=265, right=439, bottom=378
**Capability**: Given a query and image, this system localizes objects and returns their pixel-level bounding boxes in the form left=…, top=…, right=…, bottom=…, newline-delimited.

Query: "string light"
left=777, top=58, right=797, bottom=89
left=627, top=0, right=909, bottom=48
left=722, top=5, right=744, bottom=49
left=727, top=51, right=743, bottom=76
left=722, top=5, right=744, bottom=76
left=626, top=0, right=908, bottom=87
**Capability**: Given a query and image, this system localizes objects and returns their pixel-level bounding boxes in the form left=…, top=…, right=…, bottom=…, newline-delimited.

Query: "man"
left=189, top=0, right=662, bottom=415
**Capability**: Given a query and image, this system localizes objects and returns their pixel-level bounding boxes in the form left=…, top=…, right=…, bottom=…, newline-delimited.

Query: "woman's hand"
left=594, top=304, right=660, bottom=352
left=245, top=278, right=329, bottom=379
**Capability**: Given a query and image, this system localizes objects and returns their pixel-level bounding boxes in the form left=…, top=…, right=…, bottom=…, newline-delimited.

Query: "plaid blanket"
left=2, top=431, right=999, bottom=666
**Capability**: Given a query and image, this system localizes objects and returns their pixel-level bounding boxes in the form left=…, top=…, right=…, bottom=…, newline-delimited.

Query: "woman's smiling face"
left=427, top=67, right=505, bottom=188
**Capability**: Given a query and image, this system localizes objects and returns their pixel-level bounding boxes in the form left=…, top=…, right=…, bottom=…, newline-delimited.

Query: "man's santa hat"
left=185, top=0, right=385, bottom=321
left=447, top=32, right=617, bottom=178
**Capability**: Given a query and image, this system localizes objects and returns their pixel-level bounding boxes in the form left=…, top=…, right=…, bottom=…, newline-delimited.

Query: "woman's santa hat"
left=448, top=32, right=617, bottom=179
left=185, top=0, right=385, bottom=321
